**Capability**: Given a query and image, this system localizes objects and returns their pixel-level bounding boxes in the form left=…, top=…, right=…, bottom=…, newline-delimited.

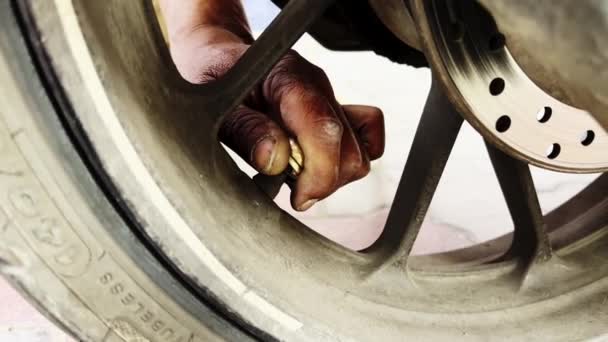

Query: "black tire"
left=0, top=2, right=257, bottom=341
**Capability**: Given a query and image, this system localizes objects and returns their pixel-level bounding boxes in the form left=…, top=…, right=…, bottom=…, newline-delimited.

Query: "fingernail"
left=252, top=136, right=277, bottom=173
left=298, top=199, right=318, bottom=211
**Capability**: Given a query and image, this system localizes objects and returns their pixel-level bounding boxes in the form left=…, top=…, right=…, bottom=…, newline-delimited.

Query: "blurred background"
left=0, top=0, right=598, bottom=340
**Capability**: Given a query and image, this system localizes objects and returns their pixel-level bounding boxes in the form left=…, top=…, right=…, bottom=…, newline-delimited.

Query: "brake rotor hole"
left=546, top=143, right=561, bottom=159
left=536, top=106, right=553, bottom=123
left=489, top=33, right=506, bottom=51
left=580, top=130, right=595, bottom=146
left=489, top=78, right=505, bottom=96
left=495, top=115, right=511, bottom=133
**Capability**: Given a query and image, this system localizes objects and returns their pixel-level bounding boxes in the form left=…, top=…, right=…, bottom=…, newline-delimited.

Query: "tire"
left=0, top=2, right=256, bottom=341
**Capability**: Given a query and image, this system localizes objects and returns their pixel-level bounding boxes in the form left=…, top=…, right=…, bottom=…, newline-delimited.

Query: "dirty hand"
left=159, top=0, right=385, bottom=211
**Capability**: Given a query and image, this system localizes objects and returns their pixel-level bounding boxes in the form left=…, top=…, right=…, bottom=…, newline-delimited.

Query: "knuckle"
left=280, top=50, right=303, bottom=65
left=265, top=52, right=302, bottom=90
left=309, top=64, right=330, bottom=84
left=266, top=75, right=300, bottom=104
left=313, top=118, right=343, bottom=142
left=220, top=108, right=270, bottom=142
left=263, top=51, right=332, bottom=103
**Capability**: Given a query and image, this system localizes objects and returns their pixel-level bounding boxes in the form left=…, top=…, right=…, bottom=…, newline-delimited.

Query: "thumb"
left=219, top=105, right=291, bottom=175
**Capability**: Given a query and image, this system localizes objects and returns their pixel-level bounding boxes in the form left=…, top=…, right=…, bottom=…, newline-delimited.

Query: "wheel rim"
left=20, top=0, right=608, bottom=340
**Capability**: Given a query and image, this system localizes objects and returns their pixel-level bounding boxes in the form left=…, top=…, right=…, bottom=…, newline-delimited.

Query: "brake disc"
left=412, top=0, right=608, bottom=173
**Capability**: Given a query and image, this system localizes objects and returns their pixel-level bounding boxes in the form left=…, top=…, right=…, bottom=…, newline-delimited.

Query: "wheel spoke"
left=202, top=0, right=336, bottom=127
left=486, top=144, right=552, bottom=265
left=364, top=78, right=464, bottom=271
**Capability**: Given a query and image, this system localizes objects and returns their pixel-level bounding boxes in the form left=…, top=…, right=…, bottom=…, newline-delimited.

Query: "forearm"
left=158, top=0, right=253, bottom=45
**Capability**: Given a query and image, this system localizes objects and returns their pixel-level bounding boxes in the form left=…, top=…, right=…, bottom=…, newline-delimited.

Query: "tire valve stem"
left=253, top=138, right=303, bottom=199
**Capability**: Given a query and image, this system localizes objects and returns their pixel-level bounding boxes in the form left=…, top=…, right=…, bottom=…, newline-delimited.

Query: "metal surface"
left=373, top=0, right=608, bottom=128
left=477, top=0, right=608, bottom=129
left=287, top=139, right=303, bottom=178
left=411, top=0, right=608, bottom=173
left=487, top=143, right=552, bottom=265
left=363, top=78, right=463, bottom=271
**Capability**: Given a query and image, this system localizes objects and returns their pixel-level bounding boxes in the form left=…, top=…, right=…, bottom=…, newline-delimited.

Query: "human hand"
left=160, top=1, right=385, bottom=211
